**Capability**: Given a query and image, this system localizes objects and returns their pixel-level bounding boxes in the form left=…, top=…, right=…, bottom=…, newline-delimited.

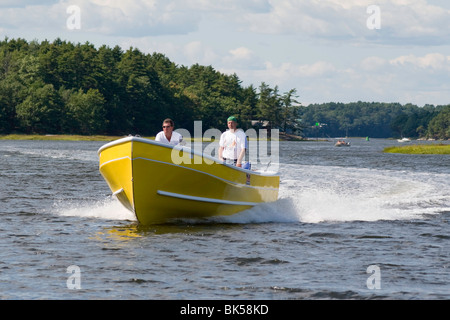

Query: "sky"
left=0, top=0, right=449, bottom=106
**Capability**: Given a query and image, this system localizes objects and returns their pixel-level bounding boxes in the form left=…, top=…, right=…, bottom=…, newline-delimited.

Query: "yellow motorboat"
left=98, top=136, right=280, bottom=225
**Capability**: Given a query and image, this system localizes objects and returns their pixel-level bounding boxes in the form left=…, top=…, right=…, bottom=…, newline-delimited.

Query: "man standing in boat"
left=155, top=118, right=183, bottom=145
left=219, top=116, right=246, bottom=168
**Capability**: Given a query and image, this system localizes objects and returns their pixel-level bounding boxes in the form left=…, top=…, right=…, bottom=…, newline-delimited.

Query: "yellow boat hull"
left=98, top=137, right=280, bottom=225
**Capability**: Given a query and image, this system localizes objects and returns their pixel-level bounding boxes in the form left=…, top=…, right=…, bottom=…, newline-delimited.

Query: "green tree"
left=64, top=88, right=107, bottom=135
left=0, top=38, right=316, bottom=136
left=0, top=81, right=17, bottom=133
left=116, top=47, right=167, bottom=135
left=280, top=88, right=301, bottom=133
left=16, top=83, right=62, bottom=133
left=428, top=105, right=450, bottom=139
left=256, top=82, right=281, bottom=128
left=0, top=66, right=23, bottom=133
left=239, top=85, right=258, bottom=129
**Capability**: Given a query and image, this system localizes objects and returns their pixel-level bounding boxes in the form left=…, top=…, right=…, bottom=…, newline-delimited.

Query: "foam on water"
left=52, top=197, right=136, bottom=222
left=217, top=164, right=449, bottom=224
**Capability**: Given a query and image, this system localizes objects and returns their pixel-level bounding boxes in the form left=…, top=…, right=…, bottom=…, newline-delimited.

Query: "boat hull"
left=98, top=137, right=280, bottom=224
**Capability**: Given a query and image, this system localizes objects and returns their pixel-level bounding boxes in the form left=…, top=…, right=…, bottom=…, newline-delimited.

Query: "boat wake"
left=52, top=164, right=449, bottom=225
left=214, top=164, right=449, bottom=224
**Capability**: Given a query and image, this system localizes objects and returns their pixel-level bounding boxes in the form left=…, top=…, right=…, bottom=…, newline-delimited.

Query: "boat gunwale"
left=130, top=156, right=278, bottom=191
left=97, top=136, right=280, bottom=177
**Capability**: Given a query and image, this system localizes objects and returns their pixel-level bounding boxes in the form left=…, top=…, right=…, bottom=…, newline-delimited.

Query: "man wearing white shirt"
left=219, top=116, right=246, bottom=167
left=155, top=118, right=183, bottom=146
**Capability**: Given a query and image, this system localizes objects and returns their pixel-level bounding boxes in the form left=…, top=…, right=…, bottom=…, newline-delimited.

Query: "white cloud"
left=81, top=0, right=202, bottom=36
left=0, top=0, right=58, bottom=8
left=0, top=0, right=202, bottom=36
left=0, top=2, right=61, bottom=30
left=360, top=56, right=387, bottom=71
left=268, top=61, right=337, bottom=79
left=183, top=41, right=219, bottom=65
left=390, top=53, right=450, bottom=71
left=228, top=47, right=254, bottom=61
left=221, top=47, right=266, bottom=71
left=1, top=0, right=449, bottom=44
left=223, top=52, right=450, bottom=105
left=242, top=0, right=450, bottom=45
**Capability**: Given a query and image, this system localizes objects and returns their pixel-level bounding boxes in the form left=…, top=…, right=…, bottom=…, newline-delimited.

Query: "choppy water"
left=0, top=138, right=449, bottom=300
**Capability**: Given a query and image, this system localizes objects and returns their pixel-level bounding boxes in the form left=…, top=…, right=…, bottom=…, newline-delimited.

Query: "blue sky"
left=1, top=0, right=449, bottom=106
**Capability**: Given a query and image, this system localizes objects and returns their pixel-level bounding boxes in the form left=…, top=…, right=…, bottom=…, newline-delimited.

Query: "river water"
left=0, top=138, right=449, bottom=300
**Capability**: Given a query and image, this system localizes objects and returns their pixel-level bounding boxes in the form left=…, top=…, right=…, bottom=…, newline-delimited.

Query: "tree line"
left=299, top=102, right=449, bottom=139
left=0, top=38, right=300, bottom=136
left=0, top=38, right=448, bottom=139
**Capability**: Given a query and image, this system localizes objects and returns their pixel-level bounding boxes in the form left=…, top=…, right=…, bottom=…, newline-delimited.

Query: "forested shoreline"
left=0, top=38, right=448, bottom=139
left=300, top=102, right=449, bottom=139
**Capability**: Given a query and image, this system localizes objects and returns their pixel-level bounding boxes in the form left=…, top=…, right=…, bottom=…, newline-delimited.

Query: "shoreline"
left=0, top=134, right=129, bottom=141
left=3, top=134, right=447, bottom=147
left=383, top=144, right=450, bottom=155
left=0, top=133, right=309, bottom=142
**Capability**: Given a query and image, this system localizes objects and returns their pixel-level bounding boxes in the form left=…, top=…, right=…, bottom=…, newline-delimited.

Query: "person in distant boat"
left=155, top=118, right=183, bottom=146
left=219, top=116, right=246, bottom=167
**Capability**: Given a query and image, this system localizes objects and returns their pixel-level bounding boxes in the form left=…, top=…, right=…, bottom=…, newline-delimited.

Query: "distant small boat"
left=335, top=139, right=350, bottom=147
left=397, top=138, right=411, bottom=142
